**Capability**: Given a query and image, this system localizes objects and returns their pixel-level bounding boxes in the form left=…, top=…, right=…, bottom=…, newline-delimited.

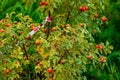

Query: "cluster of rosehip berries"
left=40, top=0, right=48, bottom=6
left=101, top=17, right=108, bottom=22
left=96, top=44, right=103, bottom=50
left=79, top=6, right=89, bottom=12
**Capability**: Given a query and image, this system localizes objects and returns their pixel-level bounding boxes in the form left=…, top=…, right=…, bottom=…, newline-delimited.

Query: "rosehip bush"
left=0, top=0, right=113, bottom=80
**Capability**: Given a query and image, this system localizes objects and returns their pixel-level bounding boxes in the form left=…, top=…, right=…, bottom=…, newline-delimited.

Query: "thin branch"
left=23, top=44, right=29, bottom=60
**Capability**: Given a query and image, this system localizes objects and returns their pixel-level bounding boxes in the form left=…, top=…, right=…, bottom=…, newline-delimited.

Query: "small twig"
left=66, top=11, right=70, bottom=22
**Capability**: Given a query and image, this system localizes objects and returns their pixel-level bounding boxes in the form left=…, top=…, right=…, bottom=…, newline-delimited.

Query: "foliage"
left=0, top=0, right=114, bottom=80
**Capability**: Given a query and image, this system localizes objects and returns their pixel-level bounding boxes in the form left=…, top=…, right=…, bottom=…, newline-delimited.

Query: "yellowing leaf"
left=41, top=53, right=50, bottom=59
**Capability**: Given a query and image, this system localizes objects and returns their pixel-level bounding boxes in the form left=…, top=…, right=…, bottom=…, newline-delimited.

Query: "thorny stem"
left=46, top=10, right=51, bottom=39
left=22, top=44, right=31, bottom=80
left=62, top=9, right=71, bottom=36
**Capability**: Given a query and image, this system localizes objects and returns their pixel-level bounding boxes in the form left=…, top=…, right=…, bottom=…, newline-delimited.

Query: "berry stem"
left=6, top=76, right=8, bottom=80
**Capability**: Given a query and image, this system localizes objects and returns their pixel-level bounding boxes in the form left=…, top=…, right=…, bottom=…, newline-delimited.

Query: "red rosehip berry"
left=11, top=34, right=15, bottom=38
left=43, top=29, right=47, bottom=33
left=100, top=57, right=106, bottom=63
left=27, top=36, right=31, bottom=40
left=93, top=29, right=97, bottom=34
left=99, top=45, right=103, bottom=50
left=61, top=60, right=65, bottom=64
left=26, top=43, right=29, bottom=47
left=35, top=39, right=40, bottom=45
left=0, top=29, right=5, bottom=33
left=6, top=23, right=11, bottom=27
left=14, top=78, right=17, bottom=80
left=20, top=31, right=23, bottom=35
left=87, top=55, right=92, bottom=60
left=95, top=14, right=99, bottom=18
left=30, top=27, right=35, bottom=31
left=47, top=67, right=53, bottom=73
left=6, top=69, right=10, bottom=75
left=1, top=19, right=5, bottom=23
left=49, top=78, right=53, bottom=80
left=95, top=45, right=99, bottom=48
left=85, top=6, right=89, bottom=10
